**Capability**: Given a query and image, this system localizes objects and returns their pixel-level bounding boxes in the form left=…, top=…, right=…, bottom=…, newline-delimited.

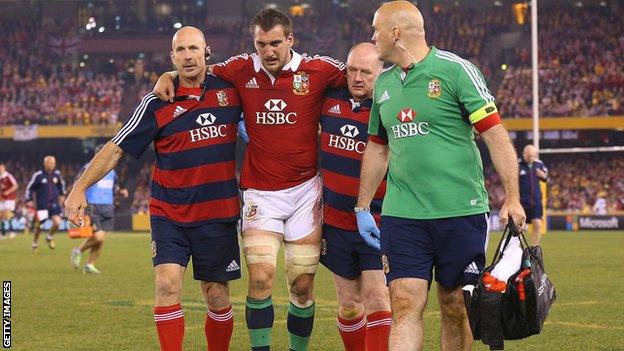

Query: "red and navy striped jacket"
left=320, top=88, right=386, bottom=231
left=112, top=75, right=242, bottom=226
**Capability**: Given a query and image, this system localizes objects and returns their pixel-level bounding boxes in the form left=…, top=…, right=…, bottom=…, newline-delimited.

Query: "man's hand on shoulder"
left=153, top=71, right=177, bottom=102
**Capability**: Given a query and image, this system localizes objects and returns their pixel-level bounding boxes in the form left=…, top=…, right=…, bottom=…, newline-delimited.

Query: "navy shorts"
left=36, top=203, right=62, bottom=222
left=86, top=204, right=114, bottom=232
left=522, top=204, right=543, bottom=223
left=150, top=219, right=241, bottom=282
left=320, top=224, right=383, bottom=279
left=380, top=213, right=489, bottom=288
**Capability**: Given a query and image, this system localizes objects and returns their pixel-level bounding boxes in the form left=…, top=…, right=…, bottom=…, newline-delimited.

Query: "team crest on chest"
left=427, top=79, right=442, bottom=98
left=293, top=71, right=310, bottom=95
left=216, top=90, right=229, bottom=106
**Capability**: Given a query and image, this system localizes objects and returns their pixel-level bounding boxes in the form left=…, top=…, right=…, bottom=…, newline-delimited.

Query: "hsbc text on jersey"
left=256, top=99, right=297, bottom=125
left=391, top=122, right=431, bottom=139
left=189, top=125, right=228, bottom=142
left=328, top=135, right=366, bottom=154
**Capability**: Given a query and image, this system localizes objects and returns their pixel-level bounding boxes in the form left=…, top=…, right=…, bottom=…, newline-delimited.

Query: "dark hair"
left=249, top=8, right=292, bottom=36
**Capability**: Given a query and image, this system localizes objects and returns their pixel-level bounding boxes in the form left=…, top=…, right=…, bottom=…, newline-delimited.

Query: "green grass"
left=1, top=231, right=623, bottom=350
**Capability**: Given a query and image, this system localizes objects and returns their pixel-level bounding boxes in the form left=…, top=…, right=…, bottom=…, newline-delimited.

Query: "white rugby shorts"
left=241, top=175, right=323, bottom=241
left=0, top=200, right=16, bottom=212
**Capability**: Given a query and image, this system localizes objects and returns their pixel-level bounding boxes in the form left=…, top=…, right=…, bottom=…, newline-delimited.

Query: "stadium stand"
left=497, top=5, right=624, bottom=118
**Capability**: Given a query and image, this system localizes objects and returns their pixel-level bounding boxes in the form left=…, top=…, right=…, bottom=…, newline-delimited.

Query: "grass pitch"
left=1, top=230, right=623, bottom=350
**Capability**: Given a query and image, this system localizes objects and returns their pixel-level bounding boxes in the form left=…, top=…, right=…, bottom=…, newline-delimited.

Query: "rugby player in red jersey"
left=0, top=163, right=18, bottom=239
left=154, top=9, right=345, bottom=351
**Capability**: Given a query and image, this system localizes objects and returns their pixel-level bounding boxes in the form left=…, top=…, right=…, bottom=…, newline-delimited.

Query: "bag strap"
left=507, top=217, right=531, bottom=249
left=490, top=220, right=516, bottom=265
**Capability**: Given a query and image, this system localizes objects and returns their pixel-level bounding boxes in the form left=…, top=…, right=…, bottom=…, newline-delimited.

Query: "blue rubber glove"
left=356, top=210, right=381, bottom=250
left=238, top=114, right=249, bottom=143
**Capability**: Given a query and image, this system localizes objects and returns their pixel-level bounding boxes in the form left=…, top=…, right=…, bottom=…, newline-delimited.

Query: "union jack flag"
left=48, top=35, right=81, bottom=56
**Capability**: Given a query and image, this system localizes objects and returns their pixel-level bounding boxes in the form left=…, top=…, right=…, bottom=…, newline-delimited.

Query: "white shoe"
left=84, top=264, right=101, bottom=274
left=70, top=248, right=82, bottom=269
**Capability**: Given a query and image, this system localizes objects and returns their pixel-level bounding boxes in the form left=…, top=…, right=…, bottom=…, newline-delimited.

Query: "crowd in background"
left=3, top=4, right=624, bottom=126
left=0, top=19, right=125, bottom=126
left=497, top=6, right=624, bottom=118
left=486, top=153, right=624, bottom=213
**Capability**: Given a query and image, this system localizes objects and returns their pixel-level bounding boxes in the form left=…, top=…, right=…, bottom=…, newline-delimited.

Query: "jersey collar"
left=395, top=46, right=437, bottom=78
left=344, top=89, right=372, bottom=111
left=172, top=76, right=208, bottom=101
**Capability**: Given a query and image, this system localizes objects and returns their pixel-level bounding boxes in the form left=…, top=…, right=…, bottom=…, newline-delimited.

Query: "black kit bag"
left=464, top=218, right=557, bottom=350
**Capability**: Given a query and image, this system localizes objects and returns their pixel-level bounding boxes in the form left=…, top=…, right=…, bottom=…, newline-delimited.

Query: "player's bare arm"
left=356, top=141, right=389, bottom=208
left=480, top=124, right=526, bottom=228
left=64, top=142, right=125, bottom=226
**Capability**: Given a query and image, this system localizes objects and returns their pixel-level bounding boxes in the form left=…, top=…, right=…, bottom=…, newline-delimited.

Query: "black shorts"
left=522, top=204, right=543, bottom=223
left=150, top=218, right=241, bottom=282
left=380, top=213, right=489, bottom=288
left=86, top=204, right=115, bottom=232
left=320, top=224, right=383, bottom=279
left=39, top=203, right=62, bottom=217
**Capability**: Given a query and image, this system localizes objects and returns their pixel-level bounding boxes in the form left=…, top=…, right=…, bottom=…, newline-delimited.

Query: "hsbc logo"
left=264, top=99, right=287, bottom=111
left=329, top=124, right=365, bottom=154
left=397, top=108, right=415, bottom=123
left=196, top=113, right=216, bottom=126
left=257, top=99, right=297, bottom=125
left=189, top=113, right=227, bottom=142
left=392, top=107, right=429, bottom=139
left=340, top=124, right=359, bottom=138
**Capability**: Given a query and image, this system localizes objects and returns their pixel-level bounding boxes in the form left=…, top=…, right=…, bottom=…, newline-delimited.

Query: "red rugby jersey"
left=0, top=171, right=17, bottom=201
left=212, top=51, right=346, bottom=190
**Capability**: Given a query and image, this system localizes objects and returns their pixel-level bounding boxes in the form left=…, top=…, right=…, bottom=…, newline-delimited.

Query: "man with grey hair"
left=319, top=42, right=391, bottom=350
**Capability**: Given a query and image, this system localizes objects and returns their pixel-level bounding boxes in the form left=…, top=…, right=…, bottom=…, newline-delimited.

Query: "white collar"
left=252, top=50, right=302, bottom=74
